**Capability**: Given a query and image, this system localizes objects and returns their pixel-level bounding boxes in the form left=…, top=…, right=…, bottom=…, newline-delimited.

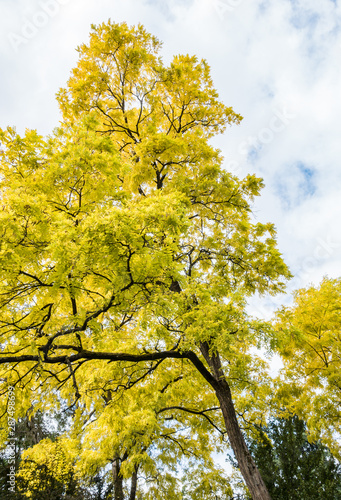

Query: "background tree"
left=0, top=412, right=50, bottom=500
left=0, top=410, right=98, bottom=499
left=248, top=415, right=341, bottom=500
left=0, top=22, right=291, bottom=499
left=16, top=437, right=87, bottom=500
left=274, top=277, right=341, bottom=457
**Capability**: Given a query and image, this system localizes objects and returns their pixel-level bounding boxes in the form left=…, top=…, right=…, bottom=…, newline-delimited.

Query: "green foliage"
left=249, top=416, right=341, bottom=500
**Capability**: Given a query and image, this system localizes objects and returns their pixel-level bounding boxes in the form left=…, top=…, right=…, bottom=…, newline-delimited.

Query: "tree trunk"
left=129, top=467, right=138, bottom=500
left=200, top=342, right=272, bottom=500
left=112, top=458, right=124, bottom=500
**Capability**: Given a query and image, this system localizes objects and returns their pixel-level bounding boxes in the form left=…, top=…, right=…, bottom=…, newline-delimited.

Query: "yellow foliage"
left=0, top=21, right=291, bottom=496
left=274, top=277, right=341, bottom=456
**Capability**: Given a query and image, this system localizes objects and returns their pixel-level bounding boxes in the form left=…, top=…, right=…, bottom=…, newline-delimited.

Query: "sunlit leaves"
left=274, top=277, right=341, bottom=456
left=0, top=20, right=292, bottom=497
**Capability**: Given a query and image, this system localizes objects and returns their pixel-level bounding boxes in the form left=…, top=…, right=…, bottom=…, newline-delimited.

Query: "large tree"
left=0, top=22, right=291, bottom=499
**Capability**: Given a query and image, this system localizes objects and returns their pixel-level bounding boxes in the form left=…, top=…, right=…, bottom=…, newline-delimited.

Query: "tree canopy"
left=274, top=277, right=341, bottom=457
left=0, top=21, right=292, bottom=500
left=249, top=415, right=341, bottom=500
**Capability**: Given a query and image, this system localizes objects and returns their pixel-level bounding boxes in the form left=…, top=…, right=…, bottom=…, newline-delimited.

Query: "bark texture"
left=112, top=458, right=124, bottom=500
left=200, top=342, right=272, bottom=500
left=129, top=467, right=138, bottom=500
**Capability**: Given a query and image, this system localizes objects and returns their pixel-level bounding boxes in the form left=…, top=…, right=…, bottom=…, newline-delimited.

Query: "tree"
left=0, top=21, right=291, bottom=499
left=0, top=411, right=51, bottom=500
left=16, top=437, right=88, bottom=500
left=248, top=415, right=341, bottom=499
left=0, top=410, right=96, bottom=499
left=274, top=277, right=341, bottom=456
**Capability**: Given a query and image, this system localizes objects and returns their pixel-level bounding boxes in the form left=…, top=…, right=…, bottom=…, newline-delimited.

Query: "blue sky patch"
left=274, top=162, right=317, bottom=209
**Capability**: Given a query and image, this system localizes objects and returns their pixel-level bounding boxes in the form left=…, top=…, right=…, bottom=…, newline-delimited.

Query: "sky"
left=1, top=0, right=341, bottom=318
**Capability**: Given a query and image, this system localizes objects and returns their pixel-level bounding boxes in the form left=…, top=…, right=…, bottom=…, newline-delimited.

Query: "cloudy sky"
left=1, top=0, right=340, bottom=317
